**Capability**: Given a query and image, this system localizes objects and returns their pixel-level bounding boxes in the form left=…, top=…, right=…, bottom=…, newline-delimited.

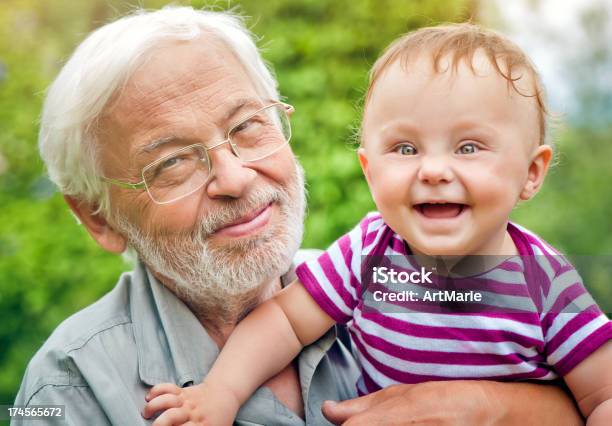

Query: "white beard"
left=115, top=163, right=306, bottom=323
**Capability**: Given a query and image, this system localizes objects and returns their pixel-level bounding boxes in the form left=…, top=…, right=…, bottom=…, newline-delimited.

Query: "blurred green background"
left=1, top=0, right=610, bottom=406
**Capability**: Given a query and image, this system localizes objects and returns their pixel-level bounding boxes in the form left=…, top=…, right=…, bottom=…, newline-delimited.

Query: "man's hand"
left=322, top=381, right=497, bottom=425
left=321, top=380, right=584, bottom=425
left=142, top=382, right=240, bottom=426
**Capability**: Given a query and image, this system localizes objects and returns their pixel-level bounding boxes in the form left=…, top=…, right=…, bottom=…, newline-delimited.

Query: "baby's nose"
left=417, top=156, right=454, bottom=184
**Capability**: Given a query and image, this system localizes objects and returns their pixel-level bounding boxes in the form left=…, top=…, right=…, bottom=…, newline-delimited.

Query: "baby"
left=145, top=24, right=612, bottom=424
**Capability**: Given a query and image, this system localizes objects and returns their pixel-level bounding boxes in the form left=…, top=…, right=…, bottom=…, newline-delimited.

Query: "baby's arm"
left=143, top=279, right=336, bottom=425
left=565, top=340, right=612, bottom=425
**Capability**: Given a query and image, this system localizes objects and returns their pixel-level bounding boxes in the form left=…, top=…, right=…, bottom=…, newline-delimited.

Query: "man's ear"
left=286, top=105, right=295, bottom=118
left=520, top=145, right=553, bottom=200
left=64, top=195, right=127, bottom=254
left=358, top=147, right=371, bottom=186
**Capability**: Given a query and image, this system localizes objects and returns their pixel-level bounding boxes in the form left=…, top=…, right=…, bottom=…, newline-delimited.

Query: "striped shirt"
left=295, top=212, right=612, bottom=395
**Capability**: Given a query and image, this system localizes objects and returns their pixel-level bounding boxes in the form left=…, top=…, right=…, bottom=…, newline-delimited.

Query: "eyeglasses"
left=102, top=102, right=293, bottom=204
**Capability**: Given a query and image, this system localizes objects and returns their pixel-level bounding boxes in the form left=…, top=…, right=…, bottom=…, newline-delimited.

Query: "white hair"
left=39, top=6, right=279, bottom=217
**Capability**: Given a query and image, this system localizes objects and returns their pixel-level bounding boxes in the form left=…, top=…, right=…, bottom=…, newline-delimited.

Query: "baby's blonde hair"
left=364, top=23, right=548, bottom=146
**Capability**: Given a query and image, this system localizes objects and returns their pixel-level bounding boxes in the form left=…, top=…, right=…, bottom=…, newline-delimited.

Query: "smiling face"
left=360, top=52, right=552, bottom=256
left=95, top=36, right=305, bottom=317
left=100, top=37, right=295, bottom=240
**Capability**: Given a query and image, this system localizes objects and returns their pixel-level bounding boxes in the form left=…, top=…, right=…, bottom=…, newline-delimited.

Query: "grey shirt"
left=13, top=252, right=359, bottom=425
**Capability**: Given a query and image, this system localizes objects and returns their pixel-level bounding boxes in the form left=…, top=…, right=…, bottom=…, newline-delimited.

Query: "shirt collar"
left=130, top=254, right=336, bottom=393
left=130, top=261, right=218, bottom=387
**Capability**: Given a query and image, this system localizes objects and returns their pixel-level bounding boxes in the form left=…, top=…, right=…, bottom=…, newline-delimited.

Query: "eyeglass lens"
left=142, top=104, right=291, bottom=204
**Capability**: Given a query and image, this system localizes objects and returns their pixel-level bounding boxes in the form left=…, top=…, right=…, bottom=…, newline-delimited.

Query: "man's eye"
left=233, top=116, right=263, bottom=134
left=153, top=155, right=186, bottom=177
left=457, top=143, right=479, bottom=154
left=395, top=144, right=417, bottom=155
left=233, top=120, right=252, bottom=133
left=160, top=156, right=181, bottom=169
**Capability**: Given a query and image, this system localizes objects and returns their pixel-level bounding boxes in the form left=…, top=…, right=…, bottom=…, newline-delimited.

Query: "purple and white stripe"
left=296, top=212, right=612, bottom=393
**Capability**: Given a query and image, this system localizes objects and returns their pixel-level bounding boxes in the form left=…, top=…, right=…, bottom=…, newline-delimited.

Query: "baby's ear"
left=520, top=145, right=553, bottom=200
left=358, top=148, right=371, bottom=185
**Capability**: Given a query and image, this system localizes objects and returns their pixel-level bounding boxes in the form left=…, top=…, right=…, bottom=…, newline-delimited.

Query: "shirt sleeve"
left=295, top=216, right=375, bottom=324
left=540, top=262, right=612, bottom=376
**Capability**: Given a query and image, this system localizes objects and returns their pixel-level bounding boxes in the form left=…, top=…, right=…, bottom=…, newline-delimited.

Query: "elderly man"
left=14, top=6, right=582, bottom=426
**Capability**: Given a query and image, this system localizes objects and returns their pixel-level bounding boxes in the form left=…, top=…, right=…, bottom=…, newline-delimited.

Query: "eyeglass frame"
left=100, top=101, right=294, bottom=204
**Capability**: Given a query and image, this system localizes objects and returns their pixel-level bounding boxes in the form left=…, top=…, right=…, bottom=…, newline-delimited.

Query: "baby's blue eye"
left=396, top=144, right=417, bottom=156
left=457, top=143, right=479, bottom=154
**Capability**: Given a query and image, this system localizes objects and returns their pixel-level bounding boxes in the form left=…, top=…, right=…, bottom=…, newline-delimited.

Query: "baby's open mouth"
left=414, top=202, right=467, bottom=219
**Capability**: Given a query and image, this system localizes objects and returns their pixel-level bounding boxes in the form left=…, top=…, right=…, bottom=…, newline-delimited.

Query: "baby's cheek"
left=373, top=190, right=400, bottom=221
left=477, top=178, right=522, bottom=212
left=369, top=170, right=402, bottom=206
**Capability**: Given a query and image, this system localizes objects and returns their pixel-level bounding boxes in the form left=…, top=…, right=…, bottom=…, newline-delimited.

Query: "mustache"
left=184, top=184, right=284, bottom=241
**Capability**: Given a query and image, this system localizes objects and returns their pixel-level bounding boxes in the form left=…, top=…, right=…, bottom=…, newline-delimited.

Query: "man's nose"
left=205, top=147, right=257, bottom=199
left=417, top=155, right=454, bottom=185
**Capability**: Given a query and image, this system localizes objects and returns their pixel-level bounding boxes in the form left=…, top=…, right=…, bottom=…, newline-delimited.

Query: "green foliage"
left=0, top=0, right=610, bottom=407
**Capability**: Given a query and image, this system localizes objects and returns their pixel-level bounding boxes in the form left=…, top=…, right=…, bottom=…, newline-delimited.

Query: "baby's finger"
left=151, top=407, right=190, bottom=426
left=142, top=394, right=181, bottom=419
left=146, top=382, right=182, bottom=401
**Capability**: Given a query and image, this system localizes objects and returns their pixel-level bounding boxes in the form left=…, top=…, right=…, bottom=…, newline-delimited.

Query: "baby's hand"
left=142, top=381, right=240, bottom=426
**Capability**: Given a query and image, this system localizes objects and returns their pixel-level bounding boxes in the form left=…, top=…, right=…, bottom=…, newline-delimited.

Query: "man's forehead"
left=97, top=35, right=261, bottom=174
left=119, top=36, right=245, bottom=103
left=102, top=36, right=258, bottom=128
